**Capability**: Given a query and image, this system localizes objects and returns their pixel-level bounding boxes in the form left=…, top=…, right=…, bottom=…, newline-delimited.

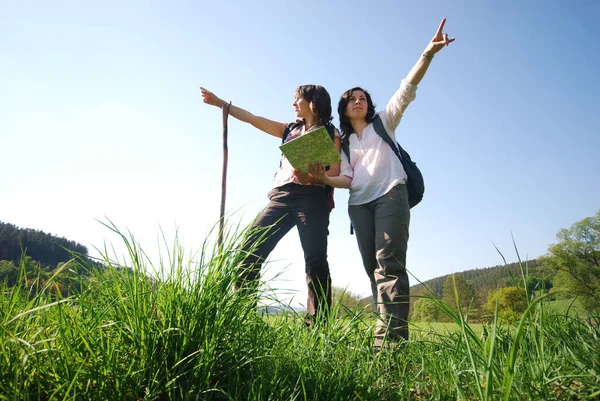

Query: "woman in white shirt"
left=309, top=18, right=454, bottom=346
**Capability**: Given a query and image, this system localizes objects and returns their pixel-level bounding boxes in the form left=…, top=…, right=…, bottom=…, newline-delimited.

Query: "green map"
left=279, top=126, right=341, bottom=173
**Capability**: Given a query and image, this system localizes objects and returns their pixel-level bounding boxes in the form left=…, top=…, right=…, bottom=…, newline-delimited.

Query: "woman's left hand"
left=424, top=18, right=455, bottom=56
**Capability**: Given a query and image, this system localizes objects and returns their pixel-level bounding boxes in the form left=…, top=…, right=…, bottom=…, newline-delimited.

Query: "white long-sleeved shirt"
left=340, top=79, right=418, bottom=205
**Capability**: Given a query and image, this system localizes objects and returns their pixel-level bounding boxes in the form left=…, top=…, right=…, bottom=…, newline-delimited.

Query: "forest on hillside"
left=0, top=221, right=89, bottom=268
left=411, top=258, right=547, bottom=299
left=0, top=221, right=96, bottom=294
left=407, top=259, right=552, bottom=322
left=409, top=210, right=600, bottom=322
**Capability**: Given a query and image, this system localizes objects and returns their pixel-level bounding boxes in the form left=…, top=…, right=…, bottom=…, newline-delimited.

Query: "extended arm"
left=321, top=175, right=352, bottom=189
left=406, top=18, right=455, bottom=86
left=308, top=161, right=352, bottom=189
left=200, top=87, right=287, bottom=138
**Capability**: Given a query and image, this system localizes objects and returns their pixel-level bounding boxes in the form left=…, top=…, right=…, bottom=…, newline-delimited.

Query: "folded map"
left=279, top=126, right=341, bottom=173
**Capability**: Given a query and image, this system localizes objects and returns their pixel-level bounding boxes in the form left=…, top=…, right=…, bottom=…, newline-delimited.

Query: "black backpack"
left=341, top=114, right=424, bottom=208
left=281, top=122, right=337, bottom=210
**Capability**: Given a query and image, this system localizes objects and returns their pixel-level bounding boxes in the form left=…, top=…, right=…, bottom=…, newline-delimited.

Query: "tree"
left=540, top=210, right=600, bottom=312
left=331, top=286, right=370, bottom=316
left=442, top=274, right=477, bottom=315
left=486, top=286, right=526, bottom=321
left=411, top=298, right=441, bottom=322
left=0, top=260, right=18, bottom=286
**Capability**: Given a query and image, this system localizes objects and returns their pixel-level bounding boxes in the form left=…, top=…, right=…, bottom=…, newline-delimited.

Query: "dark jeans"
left=348, top=184, right=411, bottom=345
left=238, top=183, right=332, bottom=322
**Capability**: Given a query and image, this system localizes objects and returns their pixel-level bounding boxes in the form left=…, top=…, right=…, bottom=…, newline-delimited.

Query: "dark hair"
left=337, top=87, right=376, bottom=138
left=295, top=85, right=333, bottom=126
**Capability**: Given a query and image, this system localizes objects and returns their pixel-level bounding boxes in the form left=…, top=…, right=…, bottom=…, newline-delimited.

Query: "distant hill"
left=411, top=258, right=544, bottom=299
left=359, top=258, right=549, bottom=307
left=0, top=221, right=89, bottom=268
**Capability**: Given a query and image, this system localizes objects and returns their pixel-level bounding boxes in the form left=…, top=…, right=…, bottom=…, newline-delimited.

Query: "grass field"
left=545, top=298, right=590, bottom=316
left=411, top=321, right=484, bottom=337
left=1, top=225, right=599, bottom=400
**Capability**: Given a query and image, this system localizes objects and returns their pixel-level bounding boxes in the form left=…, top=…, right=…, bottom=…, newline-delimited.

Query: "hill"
left=359, top=258, right=551, bottom=310
left=411, top=258, right=546, bottom=298
left=0, top=221, right=89, bottom=268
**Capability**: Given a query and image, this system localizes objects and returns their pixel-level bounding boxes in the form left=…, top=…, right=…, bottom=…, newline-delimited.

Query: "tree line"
left=410, top=209, right=600, bottom=322
left=0, top=221, right=89, bottom=268
left=0, top=221, right=98, bottom=296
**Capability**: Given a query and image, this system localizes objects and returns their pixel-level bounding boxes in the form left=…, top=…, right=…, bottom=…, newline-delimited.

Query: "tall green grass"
left=1, top=222, right=599, bottom=400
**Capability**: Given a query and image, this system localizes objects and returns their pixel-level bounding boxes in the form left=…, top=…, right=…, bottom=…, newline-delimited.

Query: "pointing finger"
left=436, top=18, right=447, bottom=37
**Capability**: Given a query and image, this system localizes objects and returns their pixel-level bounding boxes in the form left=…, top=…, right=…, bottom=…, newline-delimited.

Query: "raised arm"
left=406, top=18, right=455, bottom=86
left=200, top=87, right=287, bottom=138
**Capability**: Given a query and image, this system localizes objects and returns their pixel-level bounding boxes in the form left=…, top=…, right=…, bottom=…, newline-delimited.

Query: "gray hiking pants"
left=348, top=184, right=410, bottom=346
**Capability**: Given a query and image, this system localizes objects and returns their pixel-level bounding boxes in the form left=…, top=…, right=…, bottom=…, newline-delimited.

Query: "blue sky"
left=1, top=1, right=598, bottom=305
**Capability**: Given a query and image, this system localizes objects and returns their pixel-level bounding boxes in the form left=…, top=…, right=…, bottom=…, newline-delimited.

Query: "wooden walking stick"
left=218, top=101, right=232, bottom=253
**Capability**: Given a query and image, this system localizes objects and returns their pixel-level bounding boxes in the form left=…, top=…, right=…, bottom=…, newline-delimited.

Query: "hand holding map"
left=279, top=126, right=341, bottom=173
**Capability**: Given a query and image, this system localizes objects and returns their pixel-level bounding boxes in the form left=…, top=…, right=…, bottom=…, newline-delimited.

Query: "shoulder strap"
left=373, top=114, right=416, bottom=166
left=282, top=122, right=302, bottom=143
left=324, top=123, right=336, bottom=140
left=341, top=138, right=350, bottom=163
left=372, top=114, right=403, bottom=161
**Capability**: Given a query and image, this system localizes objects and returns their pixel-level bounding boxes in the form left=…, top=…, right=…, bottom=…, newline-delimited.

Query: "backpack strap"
left=322, top=122, right=338, bottom=210
left=282, top=122, right=302, bottom=143
left=372, top=115, right=403, bottom=161
left=372, top=115, right=415, bottom=168
left=338, top=135, right=353, bottom=234
left=324, top=123, right=336, bottom=141
left=341, top=138, right=350, bottom=163
left=278, top=122, right=302, bottom=172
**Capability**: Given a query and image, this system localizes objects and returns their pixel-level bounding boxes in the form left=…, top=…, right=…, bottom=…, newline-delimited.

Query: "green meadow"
left=1, top=224, right=599, bottom=400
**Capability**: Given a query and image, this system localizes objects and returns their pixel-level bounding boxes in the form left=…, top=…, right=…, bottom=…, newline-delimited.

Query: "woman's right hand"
left=200, top=86, right=287, bottom=138
left=200, top=87, right=225, bottom=108
left=424, top=18, right=455, bottom=56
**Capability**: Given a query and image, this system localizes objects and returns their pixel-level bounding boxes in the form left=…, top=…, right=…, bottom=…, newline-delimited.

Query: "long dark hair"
left=337, top=87, right=376, bottom=138
left=295, top=85, right=333, bottom=127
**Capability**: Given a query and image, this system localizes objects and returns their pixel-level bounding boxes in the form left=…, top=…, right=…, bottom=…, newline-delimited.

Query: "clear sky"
left=1, top=0, right=599, bottom=306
